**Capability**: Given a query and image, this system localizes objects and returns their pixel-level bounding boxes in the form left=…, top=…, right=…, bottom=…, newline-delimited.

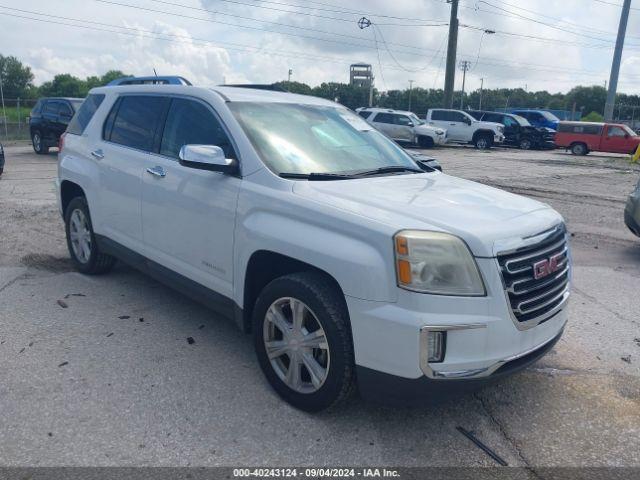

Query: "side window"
left=373, top=113, right=394, bottom=124
left=607, top=126, right=626, bottom=137
left=67, top=94, right=105, bottom=135
left=450, top=111, right=467, bottom=122
left=503, top=116, right=518, bottom=127
left=394, top=115, right=413, bottom=126
left=430, top=110, right=448, bottom=121
left=107, top=96, right=168, bottom=151
left=358, top=111, right=372, bottom=119
left=58, top=102, right=73, bottom=118
left=160, top=98, right=236, bottom=159
left=43, top=101, right=58, bottom=115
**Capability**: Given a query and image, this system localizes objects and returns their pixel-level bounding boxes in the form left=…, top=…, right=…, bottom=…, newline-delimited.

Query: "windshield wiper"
left=348, top=165, right=425, bottom=177
left=279, top=172, right=356, bottom=180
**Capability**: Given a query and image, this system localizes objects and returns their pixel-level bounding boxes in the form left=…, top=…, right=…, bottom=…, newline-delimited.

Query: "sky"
left=0, top=0, right=639, bottom=94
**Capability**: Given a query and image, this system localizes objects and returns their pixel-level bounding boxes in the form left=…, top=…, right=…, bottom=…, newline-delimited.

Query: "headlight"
left=497, top=125, right=504, bottom=133
left=394, top=230, right=485, bottom=296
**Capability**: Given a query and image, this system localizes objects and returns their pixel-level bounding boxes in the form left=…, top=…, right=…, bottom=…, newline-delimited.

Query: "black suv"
left=467, top=110, right=555, bottom=150
left=29, top=97, right=84, bottom=154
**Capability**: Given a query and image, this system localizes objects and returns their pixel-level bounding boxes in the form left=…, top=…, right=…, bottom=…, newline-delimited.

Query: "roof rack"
left=107, top=76, right=192, bottom=86
left=221, top=84, right=287, bottom=92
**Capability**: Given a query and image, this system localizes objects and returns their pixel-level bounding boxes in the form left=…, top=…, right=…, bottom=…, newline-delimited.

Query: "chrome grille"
left=497, top=225, right=570, bottom=324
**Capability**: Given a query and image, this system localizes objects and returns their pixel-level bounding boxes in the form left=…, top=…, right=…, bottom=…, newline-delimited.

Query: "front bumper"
left=494, top=133, right=505, bottom=144
left=357, top=329, right=563, bottom=406
left=624, top=191, right=640, bottom=237
left=346, top=255, right=569, bottom=402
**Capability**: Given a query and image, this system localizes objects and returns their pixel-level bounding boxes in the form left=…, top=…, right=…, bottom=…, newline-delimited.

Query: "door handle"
left=146, top=166, right=166, bottom=178
left=90, top=149, right=104, bottom=160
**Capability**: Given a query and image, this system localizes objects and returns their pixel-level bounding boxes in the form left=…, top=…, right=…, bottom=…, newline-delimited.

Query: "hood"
left=476, top=121, right=503, bottom=132
left=414, top=124, right=442, bottom=134
left=293, top=173, right=562, bottom=257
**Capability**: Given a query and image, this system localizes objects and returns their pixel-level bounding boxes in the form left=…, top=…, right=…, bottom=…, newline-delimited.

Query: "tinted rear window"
left=558, top=123, right=603, bottom=135
left=105, top=96, right=169, bottom=151
left=67, top=94, right=105, bottom=135
left=358, top=111, right=372, bottom=119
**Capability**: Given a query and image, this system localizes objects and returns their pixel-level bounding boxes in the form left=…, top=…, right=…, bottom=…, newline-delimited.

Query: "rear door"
left=140, top=97, right=241, bottom=298
left=41, top=101, right=59, bottom=142
left=56, top=102, right=74, bottom=137
left=427, top=109, right=450, bottom=132
left=98, top=95, right=170, bottom=251
left=370, top=112, right=397, bottom=139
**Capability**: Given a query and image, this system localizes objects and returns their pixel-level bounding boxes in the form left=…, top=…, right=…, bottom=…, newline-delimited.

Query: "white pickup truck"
left=426, top=108, right=505, bottom=149
left=56, top=78, right=570, bottom=411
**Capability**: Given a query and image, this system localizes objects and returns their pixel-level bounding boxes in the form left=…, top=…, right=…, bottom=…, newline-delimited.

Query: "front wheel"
left=64, top=196, right=116, bottom=274
left=253, top=272, right=355, bottom=412
left=474, top=134, right=493, bottom=149
left=519, top=138, right=533, bottom=150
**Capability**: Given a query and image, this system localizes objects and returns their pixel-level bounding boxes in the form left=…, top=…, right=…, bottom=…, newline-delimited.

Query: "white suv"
left=357, top=108, right=447, bottom=148
left=426, top=108, right=505, bottom=149
left=57, top=78, right=570, bottom=411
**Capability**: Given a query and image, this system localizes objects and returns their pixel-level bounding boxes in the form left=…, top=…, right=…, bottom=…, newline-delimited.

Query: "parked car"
left=555, top=121, right=640, bottom=155
left=426, top=109, right=504, bottom=149
left=467, top=110, right=555, bottom=150
left=510, top=109, right=560, bottom=130
left=57, top=77, right=570, bottom=411
left=29, top=97, right=84, bottom=154
left=625, top=175, right=640, bottom=238
left=0, top=142, right=4, bottom=176
left=356, top=107, right=446, bottom=148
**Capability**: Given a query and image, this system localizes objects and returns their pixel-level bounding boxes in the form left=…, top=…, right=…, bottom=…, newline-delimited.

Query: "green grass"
left=1, top=105, right=34, bottom=123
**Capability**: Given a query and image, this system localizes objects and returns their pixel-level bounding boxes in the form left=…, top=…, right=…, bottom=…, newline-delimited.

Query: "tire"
left=253, top=272, right=355, bottom=412
left=519, top=138, right=533, bottom=150
left=417, top=135, right=435, bottom=149
left=64, top=196, right=116, bottom=274
left=474, top=134, right=493, bottom=149
left=31, top=130, right=49, bottom=155
left=570, top=143, right=588, bottom=155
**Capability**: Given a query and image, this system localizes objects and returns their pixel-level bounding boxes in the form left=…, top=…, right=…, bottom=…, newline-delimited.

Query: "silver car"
left=625, top=176, right=640, bottom=237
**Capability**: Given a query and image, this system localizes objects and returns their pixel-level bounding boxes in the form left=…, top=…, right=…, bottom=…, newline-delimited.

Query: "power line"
left=592, top=0, right=640, bottom=11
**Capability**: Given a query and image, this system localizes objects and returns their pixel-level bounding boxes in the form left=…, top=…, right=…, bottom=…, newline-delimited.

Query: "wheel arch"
left=240, top=250, right=347, bottom=333
left=60, top=180, right=86, bottom=216
left=472, top=129, right=495, bottom=141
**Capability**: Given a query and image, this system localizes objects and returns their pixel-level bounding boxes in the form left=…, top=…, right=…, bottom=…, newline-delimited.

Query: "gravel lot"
left=0, top=143, right=639, bottom=468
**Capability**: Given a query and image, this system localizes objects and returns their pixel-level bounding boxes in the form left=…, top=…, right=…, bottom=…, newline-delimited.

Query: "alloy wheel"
left=33, top=133, right=41, bottom=152
left=263, top=297, right=330, bottom=394
left=69, top=209, right=92, bottom=263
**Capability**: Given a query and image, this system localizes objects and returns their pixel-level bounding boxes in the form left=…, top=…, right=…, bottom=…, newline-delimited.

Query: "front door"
left=393, top=114, right=415, bottom=142
left=140, top=97, right=241, bottom=298
left=603, top=125, right=632, bottom=153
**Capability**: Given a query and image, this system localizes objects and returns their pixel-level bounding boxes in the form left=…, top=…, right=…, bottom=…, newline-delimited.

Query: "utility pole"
left=458, top=60, right=471, bottom=109
left=478, top=78, right=484, bottom=110
left=604, top=0, right=632, bottom=121
left=369, top=75, right=374, bottom=107
left=408, top=80, right=414, bottom=111
left=443, top=0, right=459, bottom=108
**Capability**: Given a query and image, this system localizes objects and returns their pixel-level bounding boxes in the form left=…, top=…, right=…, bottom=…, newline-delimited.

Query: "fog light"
left=427, top=331, right=446, bottom=363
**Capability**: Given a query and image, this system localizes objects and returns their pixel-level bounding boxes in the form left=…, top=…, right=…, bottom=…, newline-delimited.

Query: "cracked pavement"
left=0, top=144, right=639, bottom=467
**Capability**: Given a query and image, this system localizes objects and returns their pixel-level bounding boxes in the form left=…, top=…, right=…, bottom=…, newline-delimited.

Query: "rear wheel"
left=570, top=142, right=588, bottom=155
left=253, top=272, right=355, bottom=412
left=31, top=130, right=49, bottom=155
left=64, top=196, right=116, bottom=274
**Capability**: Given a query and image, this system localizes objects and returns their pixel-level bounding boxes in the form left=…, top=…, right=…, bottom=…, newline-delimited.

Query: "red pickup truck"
left=555, top=121, right=640, bottom=155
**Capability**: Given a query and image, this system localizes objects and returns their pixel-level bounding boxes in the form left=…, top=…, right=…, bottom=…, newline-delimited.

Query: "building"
left=350, top=63, right=373, bottom=88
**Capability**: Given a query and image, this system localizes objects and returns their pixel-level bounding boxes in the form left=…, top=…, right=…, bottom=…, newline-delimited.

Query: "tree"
left=0, top=55, right=35, bottom=98
left=582, top=111, right=604, bottom=122
left=39, top=74, right=86, bottom=98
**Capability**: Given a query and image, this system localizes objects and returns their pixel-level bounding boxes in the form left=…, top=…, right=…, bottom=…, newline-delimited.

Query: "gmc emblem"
left=533, top=253, right=564, bottom=280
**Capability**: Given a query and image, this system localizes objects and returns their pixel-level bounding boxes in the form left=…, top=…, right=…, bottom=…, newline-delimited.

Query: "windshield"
left=409, top=113, right=425, bottom=125
left=513, top=115, right=531, bottom=126
left=622, top=124, right=638, bottom=136
left=229, top=102, right=420, bottom=175
left=541, top=111, right=560, bottom=122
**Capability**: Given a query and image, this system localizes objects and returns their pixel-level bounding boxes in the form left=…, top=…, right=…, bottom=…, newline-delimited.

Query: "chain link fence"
left=0, top=98, right=38, bottom=142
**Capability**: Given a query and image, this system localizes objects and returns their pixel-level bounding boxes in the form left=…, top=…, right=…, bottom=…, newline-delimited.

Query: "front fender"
left=233, top=185, right=398, bottom=307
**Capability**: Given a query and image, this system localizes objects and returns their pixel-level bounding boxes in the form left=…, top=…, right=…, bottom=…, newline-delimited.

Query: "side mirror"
left=179, top=145, right=237, bottom=174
